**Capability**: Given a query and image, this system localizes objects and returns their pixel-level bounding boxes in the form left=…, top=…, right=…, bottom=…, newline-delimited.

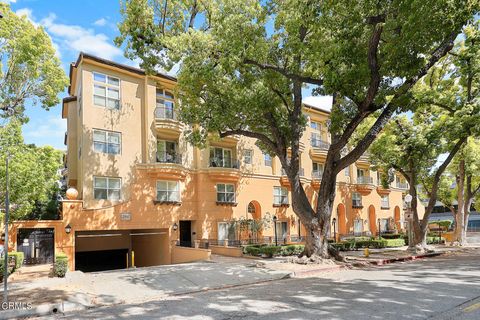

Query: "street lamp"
left=273, top=215, right=278, bottom=246
left=3, top=152, right=11, bottom=303
left=172, top=222, right=178, bottom=231
left=377, top=218, right=381, bottom=239
left=332, top=218, right=337, bottom=243
left=65, top=224, right=72, bottom=234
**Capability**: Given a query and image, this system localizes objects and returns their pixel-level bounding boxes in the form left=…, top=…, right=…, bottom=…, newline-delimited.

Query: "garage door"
left=75, top=249, right=128, bottom=272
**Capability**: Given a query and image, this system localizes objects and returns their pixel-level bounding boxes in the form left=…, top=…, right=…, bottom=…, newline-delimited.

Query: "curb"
left=290, top=265, right=345, bottom=277
left=347, top=252, right=444, bottom=266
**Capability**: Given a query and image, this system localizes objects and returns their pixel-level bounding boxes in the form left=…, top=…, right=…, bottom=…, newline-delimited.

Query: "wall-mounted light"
left=172, top=222, right=178, bottom=231
left=65, top=224, right=72, bottom=234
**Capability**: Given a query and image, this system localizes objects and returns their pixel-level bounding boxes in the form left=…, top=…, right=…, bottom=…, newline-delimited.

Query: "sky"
left=2, top=0, right=327, bottom=151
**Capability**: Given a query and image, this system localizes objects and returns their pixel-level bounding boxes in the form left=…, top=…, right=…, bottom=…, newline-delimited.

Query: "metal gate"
left=16, top=228, right=54, bottom=264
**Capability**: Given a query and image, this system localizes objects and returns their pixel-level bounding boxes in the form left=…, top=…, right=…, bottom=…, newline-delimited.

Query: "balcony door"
left=157, top=140, right=177, bottom=163
left=210, top=147, right=232, bottom=168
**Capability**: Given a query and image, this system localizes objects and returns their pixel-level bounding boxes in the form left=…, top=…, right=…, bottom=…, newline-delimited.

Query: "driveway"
left=3, top=255, right=289, bottom=319
left=44, top=248, right=480, bottom=320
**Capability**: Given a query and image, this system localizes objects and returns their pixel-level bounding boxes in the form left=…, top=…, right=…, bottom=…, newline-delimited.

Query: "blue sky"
left=4, top=0, right=323, bottom=150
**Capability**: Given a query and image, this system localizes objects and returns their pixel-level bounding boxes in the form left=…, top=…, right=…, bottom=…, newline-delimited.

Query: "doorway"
left=16, top=228, right=54, bottom=265
left=179, top=221, right=192, bottom=247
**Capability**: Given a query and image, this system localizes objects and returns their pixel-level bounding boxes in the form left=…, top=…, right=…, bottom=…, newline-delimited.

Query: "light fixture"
left=273, top=215, right=278, bottom=222
left=172, top=222, right=178, bottom=231
left=65, top=224, right=72, bottom=234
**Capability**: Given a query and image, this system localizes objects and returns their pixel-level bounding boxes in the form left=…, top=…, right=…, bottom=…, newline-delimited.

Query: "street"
left=46, top=248, right=480, bottom=320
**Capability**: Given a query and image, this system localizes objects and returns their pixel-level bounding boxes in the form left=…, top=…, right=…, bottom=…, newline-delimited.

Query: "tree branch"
left=219, top=129, right=278, bottom=154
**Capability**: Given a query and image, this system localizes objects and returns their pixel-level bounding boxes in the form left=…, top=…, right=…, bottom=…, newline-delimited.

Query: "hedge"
left=332, top=238, right=406, bottom=251
left=54, top=253, right=68, bottom=277
left=9, top=252, right=24, bottom=270
left=428, top=220, right=452, bottom=229
left=243, top=244, right=304, bottom=257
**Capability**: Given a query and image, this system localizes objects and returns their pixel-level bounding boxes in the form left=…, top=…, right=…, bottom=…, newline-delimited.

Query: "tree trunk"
left=454, top=159, right=466, bottom=245
left=303, top=220, right=330, bottom=258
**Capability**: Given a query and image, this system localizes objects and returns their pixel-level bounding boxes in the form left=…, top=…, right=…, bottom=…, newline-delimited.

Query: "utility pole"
left=3, top=153, right=10, bottom=303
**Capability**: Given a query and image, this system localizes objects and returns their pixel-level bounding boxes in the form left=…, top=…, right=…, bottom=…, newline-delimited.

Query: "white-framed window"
left=218, top=222, right=235, bottom=241
left=155, top=89, right=175, bottom=119
left=380, top=218, right=389, bottom=232
left=312, top=162, right=324, bottom=178
left=93, top=72, right=120, bottom=109
left=217, top=184, right=235, bottom=203
left=264, top=153, right=272, bottom=167
left=273, top=186, right=289, bottom=205
left=310, top=121, right=321, bottom=131
left=93, top=130, right=121, bottom=154
left=156, top=180, right=180, bottom=202
left=352, top=192, right=362, bottom=207
left=157, top=139, right=178, bottom=163
left=345, top=165, right=350, bottom=177
left=93, top=176, right=121, bottom=200
left=244, top=149, right=253, bottom=165
left=381, top=195, right=390, bottom=208
left=354, top=219, right=363, bottom=235
left=210, top=147, right=233, bottom=168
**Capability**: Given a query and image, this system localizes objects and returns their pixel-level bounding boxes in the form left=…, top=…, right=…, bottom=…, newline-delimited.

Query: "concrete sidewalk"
left=1, top=255, right=290, bottom=319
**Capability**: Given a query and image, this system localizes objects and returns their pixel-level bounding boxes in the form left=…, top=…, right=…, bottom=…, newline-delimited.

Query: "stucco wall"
left=171, top=246, right=211, bottom=264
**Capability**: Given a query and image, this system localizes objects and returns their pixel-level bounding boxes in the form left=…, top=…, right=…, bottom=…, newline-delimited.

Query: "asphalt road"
left=50, top=248, right=480, bottom=320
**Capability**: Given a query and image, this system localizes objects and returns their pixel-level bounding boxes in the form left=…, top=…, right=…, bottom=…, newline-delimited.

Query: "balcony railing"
left=155, top=106, right=177, bottom=120
left=281, top=168, right=305, bottom=176
left=209, top=157, right=240, bottom=169
left=396, top=182, right=409, bottom=189
left=156, top=151, right=182, bottom=164
left=311, top=139, right=331, bottom=150
left=312, top=170, right=323, bottom=179
left=356, top=176, right=373, bottom=184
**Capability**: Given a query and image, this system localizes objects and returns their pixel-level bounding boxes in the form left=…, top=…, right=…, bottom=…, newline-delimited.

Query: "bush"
left=9, top=252, right=24, bottom=270
left=427, top=236, right=446, bottom=244
left=0, top=256, right=16, bottom=281
left=244, top=246, right=262, bottom=256
left=381, top=233, right=404, bottom=239
left=384, top=238, right=406, bottom=247
left=429, top=220, right=452, bottom=230
left=54, top=253, right=68, bottom=277
left=279, top=245, right=304, bottom=256
left=261, top=246, right=282, bottom=258
left=331, top=238, right=405, bottom=251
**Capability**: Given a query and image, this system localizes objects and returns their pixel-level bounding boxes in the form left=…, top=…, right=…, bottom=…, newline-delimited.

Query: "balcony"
left=280, top=168, right=306, bottom=187
left=207, top=157, right=241, bottom=182
left=154, top=106, right=183, bottom=135
left=356, top=152, right=370, bottom=166
left=136, top=153, right=187, bottom=180
left=310, top=139, right=330, bottom=159
left=396, top=182, right=409, bottom=190
left=311, top=170, right=322, bottom=188
left=355, top=176, right=375, bottom=193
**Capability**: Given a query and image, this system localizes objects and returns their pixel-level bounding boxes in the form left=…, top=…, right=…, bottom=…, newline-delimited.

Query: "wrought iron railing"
left=356, top=176, right=373, bottom=184
left=311, top=139, right=330, bottom=150
left=209, top=157, right=240, bottom=168
left=156, top=151, right=182, bottom=164
left=155, top=106, right=177, bottom=120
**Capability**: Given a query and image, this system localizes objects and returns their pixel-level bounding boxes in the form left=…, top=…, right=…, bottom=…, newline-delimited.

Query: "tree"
left=117, top=0, right=479, bottom=258
left=0, top=121, right=63, bottom=220
left=438, top=139, right=480, bottom=245
left=0, top=3, right=68, bottom=121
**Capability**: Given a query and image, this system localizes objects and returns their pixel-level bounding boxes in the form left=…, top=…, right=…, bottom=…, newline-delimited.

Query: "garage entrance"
left=74, top=229, right=169, bottom=272
left=16, top=228, right=54, bottom=265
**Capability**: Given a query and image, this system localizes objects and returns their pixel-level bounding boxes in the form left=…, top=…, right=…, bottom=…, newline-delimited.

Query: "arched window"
left=247, top=202, right=256, bottom=214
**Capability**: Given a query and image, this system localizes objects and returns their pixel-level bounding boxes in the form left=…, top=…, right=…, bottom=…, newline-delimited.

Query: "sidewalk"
left=1, top=255, right=291, bottom=319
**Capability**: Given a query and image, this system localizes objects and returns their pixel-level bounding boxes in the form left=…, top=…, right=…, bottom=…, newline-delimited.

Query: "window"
left=157, top=140, right=178, bottom=163
left=155, top=89, right=175, bottom=119
left=380, top=218, right=389, bottom=232
left=352, top=192, right=362, bottom=208
left=381, top=195, right=390, bottom=209
left=264, top=153, right=272, bottom=167
left=94, top=177, right=121, bottom=200
left=312, top=162, right=324, bottom=178
left=218, top=222, right=236, bottom=242
left=244, top=149, right=253, bottom=165
left=210, top=147, right=234, bottom=168
left=217, top=184, right=235, bottom=203
left=273, top=186, right=289, bottom=205
left=310, top=121, right=321, bottom=131
left=354, top=219, right=363, bottom=236
left=93, top=130, right=121, bottom=154
left=156, top=180, right=180, bottom=202
left=345, top=165, right=350, bottom=177
left=93, top=72, right=120, bottom=109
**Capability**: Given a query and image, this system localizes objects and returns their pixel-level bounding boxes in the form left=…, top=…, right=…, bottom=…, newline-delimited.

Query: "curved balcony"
left=311, top=170, right=322, bottom=189
left=309, top=139, right=330, bottom=159
left=207, top=157, right=241, bottom=182
left=355, top=176, right=375, bottom=194
left=137, top=152, right=187, bottom=180
left=154, top=106, right=183, bottom=135
left=280, top=168, right=306, bottom=187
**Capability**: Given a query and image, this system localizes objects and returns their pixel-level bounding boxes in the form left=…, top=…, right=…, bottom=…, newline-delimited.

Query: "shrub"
left=384, top=238, right=406, bottom=247
left=261, top=246, right=281, bottom=258
left=244, top=246, right=262, bottom=256
left=428, top=220, right=452, bottom=230
left=279, top=245, right=304, bottom=256
left=0, top=256, right=16, bottom=281
left=427, top=236, right=446, bottom=244
left=9, top=252, right=24, bottom=270
left=54, top=253, right=68, bottom=277
left=381, top=233, right=404, bottom=240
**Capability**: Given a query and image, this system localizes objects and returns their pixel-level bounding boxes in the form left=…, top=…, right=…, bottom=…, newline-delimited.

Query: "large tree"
left=0, top=3, right=68, bottom=121
left=117, top=0, right=479, bottom=258
left=0, top=121, right=63, bottom=220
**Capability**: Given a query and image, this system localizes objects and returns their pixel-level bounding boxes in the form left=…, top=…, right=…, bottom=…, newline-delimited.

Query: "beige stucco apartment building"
left=8, top=53, right=424, bottom=271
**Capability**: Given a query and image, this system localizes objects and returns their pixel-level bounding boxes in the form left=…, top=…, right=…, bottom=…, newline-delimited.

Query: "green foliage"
left=279, top=245, right=304, bottom=256
left=243, top=244, right=303, bottom=257
left=0, top=3, right=68, bottom=121
left=428, top=220, right=453, bottom=229
left=0, top=121, right=63, bottom=220
left=54, top=253, right=68, bottom=277
left=9, top=251, right=24, bottom=270
left=0, top=256, right=16, bottom=281
left=332, top=238, right=405, bottom=251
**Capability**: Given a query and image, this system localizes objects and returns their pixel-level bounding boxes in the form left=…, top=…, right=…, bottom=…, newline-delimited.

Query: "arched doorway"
left=247, top=201, right=261, bottom=220
left=369, top=205, right=377, bottom=236
left=394, top=206, right=401, bottom=231
left=337, top=204, right=347, bottom=236
left=247, top=201, right=262, bottom=241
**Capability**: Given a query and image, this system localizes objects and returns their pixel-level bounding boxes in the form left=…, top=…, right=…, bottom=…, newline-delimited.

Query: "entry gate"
left=16, top=228, right=54, bottom=264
